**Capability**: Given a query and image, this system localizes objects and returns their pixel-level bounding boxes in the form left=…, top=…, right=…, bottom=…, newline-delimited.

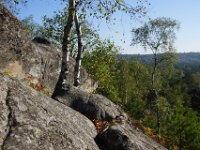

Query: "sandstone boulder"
left=0, top=74, right=99, bottom=150
left=0, top=4, right=97, bottom=94
left=0, top=73, right=167, bottom=150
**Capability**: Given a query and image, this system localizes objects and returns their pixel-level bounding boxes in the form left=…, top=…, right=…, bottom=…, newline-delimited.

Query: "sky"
left=15, top=0, right=200, bottom=54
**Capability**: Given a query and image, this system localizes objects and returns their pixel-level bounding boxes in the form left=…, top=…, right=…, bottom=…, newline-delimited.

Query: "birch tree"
left=132, top=17, right=179, bottom=95
left=74, top=10, right=83, bottom=86
left=131, top=17, right=179, bottom=133
left=53, top=0, right=147, bottom=96
left=53, top=0, right=75, bottom=96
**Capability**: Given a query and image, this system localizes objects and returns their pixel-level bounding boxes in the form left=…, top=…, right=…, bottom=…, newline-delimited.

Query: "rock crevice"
left=0, top=74, right=99, bottom=150
left=2, top=89, right=21, bottom=150
left=1, top=90, right=11, bottom=150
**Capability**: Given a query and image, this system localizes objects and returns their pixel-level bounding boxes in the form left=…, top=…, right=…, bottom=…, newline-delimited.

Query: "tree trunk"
left=74, top=11, right=84, bottom=86
left=151, top=53, right=157, bottom=90
left=125, top=89, right=128, bottom=104
left=156, top=105, right=160, bottom=134
left=52, top=0, right=75, bottom=97
left=152, top=52, right=160, bottom=133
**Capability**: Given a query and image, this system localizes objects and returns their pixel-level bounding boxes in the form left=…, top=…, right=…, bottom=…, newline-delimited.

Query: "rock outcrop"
left=0, top=74, right=98, bottom=150
left=0, top=73, right=167, bottom=150
left=0, top=4, right=97, bottom=94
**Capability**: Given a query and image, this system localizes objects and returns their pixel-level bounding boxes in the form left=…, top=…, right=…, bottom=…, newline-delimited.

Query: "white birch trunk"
left=74, top=11, right=84, bottom=86
left=52, top=0, right=75, bottom=97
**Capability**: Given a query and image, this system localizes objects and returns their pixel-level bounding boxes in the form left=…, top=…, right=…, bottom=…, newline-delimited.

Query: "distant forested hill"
left=119, top=52, right=200, bottom=73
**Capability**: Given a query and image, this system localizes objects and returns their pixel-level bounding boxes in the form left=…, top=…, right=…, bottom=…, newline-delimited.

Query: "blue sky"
left=16, top=0, right=200, bottom=54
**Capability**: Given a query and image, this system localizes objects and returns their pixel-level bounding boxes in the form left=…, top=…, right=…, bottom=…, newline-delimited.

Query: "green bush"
left=124, top=98, right=145, bottom=120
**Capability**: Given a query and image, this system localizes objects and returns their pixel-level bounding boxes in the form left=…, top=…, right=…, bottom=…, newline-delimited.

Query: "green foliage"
left=74, top=0, right=147, bottom=21
left=21, top=6, right=100, bottom=57
left=115, top=58, right=130, bottom=104
left=124, top=98, right=145, bottom=120
left=132, top=17, right=179, bottom=53
left=116, top=53, right=200, bottom=149
left=161, top=104, right=200, bottom=150
left=132, top=18, right=179, bottom=98
left=42, top=10, right=68, bottom=47
left=142, top=115, right=157, bottom=129
left=187, top=72, right=200, bottom=113
left=131, top=18, right=180, bottom=135
left=82, top=40, right=120, bottom=102
left=128, top=58, right=150, bottom=97
left=21, top=15, right=44, bottom=38
left=41, top=6, right=99, bottom=56
left=191, top=72, right=200, bottom=88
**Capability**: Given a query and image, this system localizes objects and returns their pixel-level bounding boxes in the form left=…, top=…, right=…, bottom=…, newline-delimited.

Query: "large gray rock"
left=53, top=86, right=123, bottom=121
left=0, top=4, right=97, bottom=94
left=0, top=74, right=99, bottom=150
left=0, top=73, right=167, bottom=150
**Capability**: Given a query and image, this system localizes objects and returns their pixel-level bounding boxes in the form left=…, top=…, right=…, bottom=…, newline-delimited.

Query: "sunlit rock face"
left=0, top=4, right=97, bottom=94
left=0, top=74, right=99, bottom=150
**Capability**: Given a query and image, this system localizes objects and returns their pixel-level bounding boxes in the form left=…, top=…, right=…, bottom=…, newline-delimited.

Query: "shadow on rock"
left=95, top=128, right=131, bottom=150
left=52, top=85, right=122, bottom=121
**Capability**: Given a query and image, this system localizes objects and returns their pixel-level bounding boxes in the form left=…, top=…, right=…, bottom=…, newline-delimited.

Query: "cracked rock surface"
left=0, top=4, right=97, bottom=94
left=0, top=74, right=98, bottom=150
left=0, top=74, right=167, bottom=150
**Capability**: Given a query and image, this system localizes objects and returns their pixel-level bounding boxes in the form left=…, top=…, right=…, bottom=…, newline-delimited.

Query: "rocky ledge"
left=0, top=74, right=98, bottom=150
